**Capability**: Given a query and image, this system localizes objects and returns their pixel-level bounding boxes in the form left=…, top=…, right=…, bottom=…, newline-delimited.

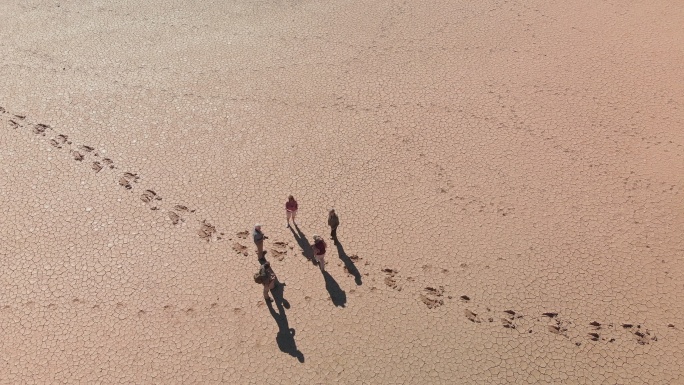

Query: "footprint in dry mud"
left=140, top=189, right=162, bottom=209
left=32, top=123, right=50, bottom=136
left=544, top=313, right=569, bottom=337
left=236, top=230, right=249, bottom=239
left=420, top=286, right=445, bottom=309
left=119, top=172, right=139, bottom=189
left=168, top=211, right=181, bottom=225
left=382, top=268, right=401, bottom=291
left=464, top=309, right=481, bottom=323
left=232, top=242, right=249, bottom=256
left=167, top=205, right=195, bottom=225
left=49, top=134, right=69, bottom=149
left=173, top=205, right=195, bottom=213
left=78, top=144, right=95, bottom=153
left=500, top=310, right=523, bottom=329
left=197, top=220, right=217, bottom=241
left=8, top=119, right=20, bottom=129
left=270, top=241, right=288, bottom=261
left=622, top=323, right=657, bottom=345
left=91, top=161, right=103, bottom=173
left=70, top=150, right=84, bottom=161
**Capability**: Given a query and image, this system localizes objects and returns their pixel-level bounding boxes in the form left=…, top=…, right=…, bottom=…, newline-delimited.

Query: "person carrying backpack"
left=312, top=235, right=327, bottom=272
left=254, top=262, right=277, bottom=302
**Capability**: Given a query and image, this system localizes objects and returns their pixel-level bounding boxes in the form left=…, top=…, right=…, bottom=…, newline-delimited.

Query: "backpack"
left=254, top=270, right=266, bottom=284
left=315, top=240, right=326, bottom=255
left=254, top=265, right=271, bottom=284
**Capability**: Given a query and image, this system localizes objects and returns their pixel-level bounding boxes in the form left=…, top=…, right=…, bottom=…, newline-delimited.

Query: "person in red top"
left=312, top=235, right=327, bottom=272
left=285, top=195, right=298, bottom=228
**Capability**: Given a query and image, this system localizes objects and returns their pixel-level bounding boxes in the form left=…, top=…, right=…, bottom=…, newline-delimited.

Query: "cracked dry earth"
left=1, top=1, right=683, bottom=384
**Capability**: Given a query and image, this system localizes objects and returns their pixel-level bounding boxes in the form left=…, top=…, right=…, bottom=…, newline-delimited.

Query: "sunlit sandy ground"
left=1, top=1, right=683, bottom=383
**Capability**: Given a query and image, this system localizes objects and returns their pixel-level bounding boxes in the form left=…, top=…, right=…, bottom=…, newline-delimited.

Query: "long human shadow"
left=335, top=241, right=362, bottom=286
left=323, top=270, right=347, bottom=307
left=267, top=282, right=304, bottom=363
left=289, top=224, right=314, bottom=262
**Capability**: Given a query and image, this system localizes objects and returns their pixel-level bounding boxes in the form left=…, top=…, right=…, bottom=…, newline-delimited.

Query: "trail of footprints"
left=2, top=299, right=252, bottom=320
left=1, top=106, right=363, bottom=272
left=1, top=107, right=675, bottom=346
left=2, top=108, right=224, bottom=242
left=378, top=265, right=671, bottom=347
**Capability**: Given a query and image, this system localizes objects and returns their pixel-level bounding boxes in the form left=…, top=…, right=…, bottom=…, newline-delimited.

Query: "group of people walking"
left=254, top=195, right=340, bottom=302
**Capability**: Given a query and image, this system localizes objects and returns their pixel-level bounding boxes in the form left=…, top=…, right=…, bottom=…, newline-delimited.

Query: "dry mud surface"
left=1, top=1, right=683, bottom=383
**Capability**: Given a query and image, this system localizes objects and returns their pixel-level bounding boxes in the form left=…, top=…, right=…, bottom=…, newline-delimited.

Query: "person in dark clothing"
left=312, top=235, right=327, bottom=272
left=260, top=262, right=277, bottom=302
left=328, top=209, right=339, bottom=245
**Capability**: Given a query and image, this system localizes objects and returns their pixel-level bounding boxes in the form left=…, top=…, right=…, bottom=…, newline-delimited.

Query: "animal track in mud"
left=166, top=204, right=196, bottom=225
left=50, top=134, right=68, bottom=148
left=232, top=242, right=249, bottom=256
left=464, top=309, right=481, bottom=323
left=197, top=220, right=217, bottom=241
left=4, top=110, right=219, bottom=243
left=168, top=211, right=181, bottom=225
left=420, top=286, right=445, bottom=309
left=119, top=172, right=139, bottom=189
left=270, top=241, right=288, bottom=261
left=173, top=205, right=195, bottom=213
left=622, top=324, right=657, bottom=345
left=70, top=150, right=84, bottom=161
left=32, top=123, right=50, bottom=135
left=8, top=107, right=666, bottom=339
left=78, top=144, right=95, bottom=153
left=500, top=309, right=523, bottom=329
left=448, top=294, right=665, bottom=347
left=140, top=189, right=162, bottom=210
left=382, top=268, right=401, bottom=291
left=91, top=161, right=103, bottom=173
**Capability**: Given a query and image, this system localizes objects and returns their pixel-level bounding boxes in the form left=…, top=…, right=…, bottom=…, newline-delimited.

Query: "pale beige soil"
left=1, top=0, right=683, bottom=384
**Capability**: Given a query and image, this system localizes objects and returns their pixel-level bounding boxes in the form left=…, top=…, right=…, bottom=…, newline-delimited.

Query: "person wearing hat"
left=312, top=235, right=327, bottom=272
left=253, top=224, right=268, bottom=260
left=260, top=262, right=277, bottom=302
left=328, top=209, right=340, bottom=245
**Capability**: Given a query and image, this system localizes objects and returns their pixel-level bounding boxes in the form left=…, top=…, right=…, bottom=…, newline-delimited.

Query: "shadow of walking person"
left=335, top=241, right=362, bottom=286
left=268, top=283, right=304, bottom=362
left=323, top=270, right=347, bottom=307
left=289, top=224, right=314, bottom=262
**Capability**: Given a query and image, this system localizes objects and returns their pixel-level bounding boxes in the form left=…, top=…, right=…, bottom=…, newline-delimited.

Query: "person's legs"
left=263, top=283, right=271, bottom=300
left=286, top=211, right=292, bottom=227
left=292, top=210, right=297, bottom=224
left=318, top=254, right=326, bottom=271
left=331, top=225, right=338, bottom=242
left=255, top=240, right=264, bottom=258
